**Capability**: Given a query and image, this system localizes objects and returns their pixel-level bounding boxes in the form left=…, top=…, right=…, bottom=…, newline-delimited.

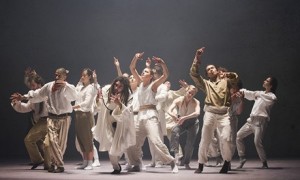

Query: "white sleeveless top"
left=137, top=82, right=158, bottom=121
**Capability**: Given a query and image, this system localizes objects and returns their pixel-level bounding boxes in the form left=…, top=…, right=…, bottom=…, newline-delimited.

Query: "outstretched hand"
left=93, top=70, right=98, bottom=83
left=10, top=92, right=26, bottom=105
left=179, top=79, right=188, bottom=88
left=152, top=56, right=165, bottom=64
left=110, top=93, right=122, bottom=108
left=146, top=57, right=151, bottom=68
left=194, top=47, right=205, bottom=64
left=234, top=91, right=244, bottom=98
left=113, top=57, right=120, bottom=66
left=196, top=47, right=205, bottom=56
left=135, top=52, right=144, bottom=60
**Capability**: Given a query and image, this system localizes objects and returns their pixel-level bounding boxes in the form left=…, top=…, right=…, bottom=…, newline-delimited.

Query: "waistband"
left=204, top=105, right=229, bottom=115
left=40, top=116, right=48, bottom=120
left=139, top=105, right=156, bottom=111
left=133, top=111, right=138, bottom=115
left=48, top=113, right=71, bottom=118
left=75, top=111, right=91, bottom=114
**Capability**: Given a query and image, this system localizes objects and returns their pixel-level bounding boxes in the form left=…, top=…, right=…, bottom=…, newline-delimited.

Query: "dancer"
left=236, top=76, right=278, bottom=169
left=14, top=68, right=77, bottom=173
left=73, top=68, right=99, bottom=170
left=168, top=85, right=200, bottom=169
left=164, top=80, right=189, bottom=165
left=126, top=52, right=178, bottom=173
left=145, top=59, right=168, bottom=168
left=93, top=76, right=136, bottom=174
left=190, top=47, right=239, bottom=174
left=10, top=70, right=50, bottom=170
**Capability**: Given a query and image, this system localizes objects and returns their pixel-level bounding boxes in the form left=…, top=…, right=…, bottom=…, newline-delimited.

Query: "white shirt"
left=74, top=82, right=98, bottom=113
left=12, top=100, right=48, bottom=123
left=27, top=81, right=78, bottom=115
left=241, top=89, right=277, bottom=121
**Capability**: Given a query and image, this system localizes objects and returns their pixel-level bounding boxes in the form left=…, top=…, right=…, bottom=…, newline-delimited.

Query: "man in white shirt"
left=235, top=76, right=278, bottom=169
left=11, top=72, right=50, bottom=170
left=16, top=68, right=78, bottom=173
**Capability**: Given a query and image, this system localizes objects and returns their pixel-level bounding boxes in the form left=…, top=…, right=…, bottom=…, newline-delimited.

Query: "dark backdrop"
left=0, top=0, right=299, bottom=161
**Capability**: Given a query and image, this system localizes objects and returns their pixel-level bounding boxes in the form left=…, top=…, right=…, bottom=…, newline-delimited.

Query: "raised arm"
left=129, top=52, right=144, bottom=85
left=114, top=57, right=123, bottom=77
left=167, top=97, right=181, bottom=122
left=190, top=47, right=205, bottom=74
left=189, top=47, right=207, bottom=92
left=151, top=56, right=169, bottom=93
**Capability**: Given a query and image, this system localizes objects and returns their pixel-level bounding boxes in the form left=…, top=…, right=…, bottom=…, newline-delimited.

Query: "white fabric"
left=93, top=86, right=136, bottom=157
left=27, top=81, right=77, bottom=115
left=11, top=100, right=48, bottom=123
left=74, top=82, right=99, bottom=113
left=240, top=89, right=277, bottom=121
left=137, top=82, right=157, bottom=121
left=155, top=84, right=168, bottom=136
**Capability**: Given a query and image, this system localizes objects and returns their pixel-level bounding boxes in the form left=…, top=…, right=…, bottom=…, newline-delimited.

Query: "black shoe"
left=54, top=166, right=64, bottom=173
left=111, top=164, right=121, bottom=174
left=48, top=165, right=55, bottom=172
left=194, top=163, right=204, bottom=174
left=228, top=162, right=231, bottom=171
left=262, top=161, right=268, bottom=169
left=31, top=161, right=44, bottom=170
left=219, top=160, right=230, bottom=174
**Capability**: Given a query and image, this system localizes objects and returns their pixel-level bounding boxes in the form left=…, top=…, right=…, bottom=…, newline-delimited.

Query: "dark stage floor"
left=0, top=158, right=300, bottom=180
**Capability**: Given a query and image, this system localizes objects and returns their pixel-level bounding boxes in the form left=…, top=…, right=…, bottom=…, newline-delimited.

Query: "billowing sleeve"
left=240, top=89, right=258, bottom=101
left=259, top=92, right=277, bottom=105
left=11, top=101, right=33, bottom=113
left=63, top=82, right=78, bottom=101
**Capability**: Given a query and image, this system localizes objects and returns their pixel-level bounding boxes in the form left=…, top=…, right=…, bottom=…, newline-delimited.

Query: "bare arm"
left=129, top=52, right=144, bottom=85
left=151, top=56, right=169, bottom=92
left=178, top=99, right=200, bottom=125
left=167, top=97, right=181, bottom=122
left=114, top=57, right=123, bottom=77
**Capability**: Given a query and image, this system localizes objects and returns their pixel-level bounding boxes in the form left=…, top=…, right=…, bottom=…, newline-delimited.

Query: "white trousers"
left=236, top=116, right=268, bottom=162
left=127, top=117, right=174, bottom=166
left=197, top=111, right=232, bottom=164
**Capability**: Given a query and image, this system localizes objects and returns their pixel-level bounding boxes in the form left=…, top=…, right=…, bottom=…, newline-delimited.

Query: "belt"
left=139, top=105, right=156, bottom=111
left=133, top=111, right=138, bottom=115
left=48, top=113, right=71, bottom=118
left=75, top=111, right=91, bottom=114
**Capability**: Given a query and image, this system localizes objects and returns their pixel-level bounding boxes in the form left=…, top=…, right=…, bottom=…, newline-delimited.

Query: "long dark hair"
left=107, top=76, right=132, bottom=106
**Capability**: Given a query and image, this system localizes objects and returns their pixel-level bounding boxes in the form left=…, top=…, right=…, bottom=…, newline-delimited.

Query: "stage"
left=1, top=159, right=299, bottom=180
